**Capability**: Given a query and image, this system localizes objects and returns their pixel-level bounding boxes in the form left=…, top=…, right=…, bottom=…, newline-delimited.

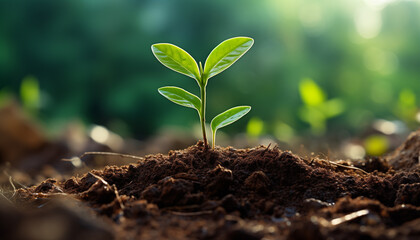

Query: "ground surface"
left=3, top=130, right=420, bottom=239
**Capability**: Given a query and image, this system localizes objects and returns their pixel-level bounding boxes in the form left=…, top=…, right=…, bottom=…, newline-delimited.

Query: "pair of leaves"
left=158, top=86, right=250, bottom=137
left=151, top=37, right=254, bottom=86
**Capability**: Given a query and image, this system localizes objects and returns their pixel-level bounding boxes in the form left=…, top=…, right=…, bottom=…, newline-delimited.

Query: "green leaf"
left=321, top=98, right=345, bottom=118
left=211, top=106, right=251, bottom=147
left=158, top=86, right=201, bottom=112
left=299, top=78, right=326, bottom=106
left=204, top=37, right=254, bottom=81
left=152, top=43, right=201, bottom=82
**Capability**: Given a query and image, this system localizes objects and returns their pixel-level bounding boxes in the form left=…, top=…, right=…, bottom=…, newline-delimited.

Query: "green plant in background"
left=247, top=117, right=265, bottom=137
left=152, top=37, right=253, bottom=148
left=364, top=134, right=389, bottom=156
left=394, top=89, right=417, bottom=126
left=20, top=76, right=41, bottom=115
left=298, top=78, right=345, bottom=135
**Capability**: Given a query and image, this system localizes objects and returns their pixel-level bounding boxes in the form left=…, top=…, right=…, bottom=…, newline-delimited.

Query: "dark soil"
left=5, top=130, right=420, bottom=239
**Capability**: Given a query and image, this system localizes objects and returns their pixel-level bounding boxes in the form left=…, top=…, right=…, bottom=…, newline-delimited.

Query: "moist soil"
left=4, top=130, right=420, bottom=240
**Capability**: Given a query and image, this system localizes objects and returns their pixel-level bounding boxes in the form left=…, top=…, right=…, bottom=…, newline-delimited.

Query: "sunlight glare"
left=364, top=0, right=397, bottom=11
left=354, top=7, right=382, bottom=39
left=373, top=119, right=397, bottom=135
left=299, top=3, right=325, bottom=33
left=343, top=143, right=366, bottom=159
left=90, top=125, right=110, bottom=144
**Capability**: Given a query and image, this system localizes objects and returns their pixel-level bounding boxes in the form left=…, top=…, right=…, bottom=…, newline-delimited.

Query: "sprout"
left=152, top=37, right=253, bottom=148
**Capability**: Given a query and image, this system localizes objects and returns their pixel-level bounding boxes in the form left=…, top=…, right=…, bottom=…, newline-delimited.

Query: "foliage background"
left=1, top=0, right=419, bottom=151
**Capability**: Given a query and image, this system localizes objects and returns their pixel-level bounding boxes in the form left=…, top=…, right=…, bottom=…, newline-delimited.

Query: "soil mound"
left=386, top=129, right=420, bottom=172
left=10, top=139, right=420, bottom=239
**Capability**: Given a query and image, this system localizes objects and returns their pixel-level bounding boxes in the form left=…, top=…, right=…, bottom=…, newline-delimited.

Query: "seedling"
left=152, top=37, right=253, bottom=148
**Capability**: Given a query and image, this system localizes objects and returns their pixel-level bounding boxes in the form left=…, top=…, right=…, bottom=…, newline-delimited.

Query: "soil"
left=3, top=129, right=420, bottom=239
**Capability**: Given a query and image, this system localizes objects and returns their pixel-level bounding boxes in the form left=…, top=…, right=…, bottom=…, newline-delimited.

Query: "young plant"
left=152, top=37, right=253, bottom=148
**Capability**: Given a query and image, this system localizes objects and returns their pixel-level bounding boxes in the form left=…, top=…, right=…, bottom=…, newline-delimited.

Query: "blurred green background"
left=1, top=0, right=420, bottom=156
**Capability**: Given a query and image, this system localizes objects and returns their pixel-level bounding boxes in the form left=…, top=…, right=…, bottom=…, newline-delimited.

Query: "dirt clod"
left=395, top=182, right=420, bottom=205
left=244, top=171, right=270, bottom=194
left=386, top=129, right=420, bottom=171
left=206, top=164, right=233, bottom=196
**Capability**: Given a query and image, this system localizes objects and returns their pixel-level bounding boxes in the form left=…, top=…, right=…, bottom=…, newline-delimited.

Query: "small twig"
left=80, top=152, right=144, bottom=161
left=29, top=192, right=69, bottom=198
left=327, top=161, right=368, bottom=175
left=330, top=209, right=370, bottom=226
left=312, top=209, right=370, bottom=227
left=256, top=143, right=272, bottom=158
left=9, top=176, right=17, bottom=198
left=112, top=184, right=125, bottom=210
left=3, top=170, right=27, bottom=189
left=315, top=159, right=368, bottom=175
left=261, top=143, right=272, bottom=156
left=88, top=172, right=108, bottom=185
left=89, top=173, right=125, bottom=210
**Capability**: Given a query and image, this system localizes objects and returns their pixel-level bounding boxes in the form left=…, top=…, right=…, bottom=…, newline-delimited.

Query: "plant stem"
left=200, top=84, right=208, bottom=147
left=212, top=131, right=215, bottom=149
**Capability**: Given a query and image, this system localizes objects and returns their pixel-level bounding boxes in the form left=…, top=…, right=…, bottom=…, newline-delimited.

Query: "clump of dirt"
left=9, top=132, right=420, bottom=239
left=386, top=130, right=420, bottom=172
